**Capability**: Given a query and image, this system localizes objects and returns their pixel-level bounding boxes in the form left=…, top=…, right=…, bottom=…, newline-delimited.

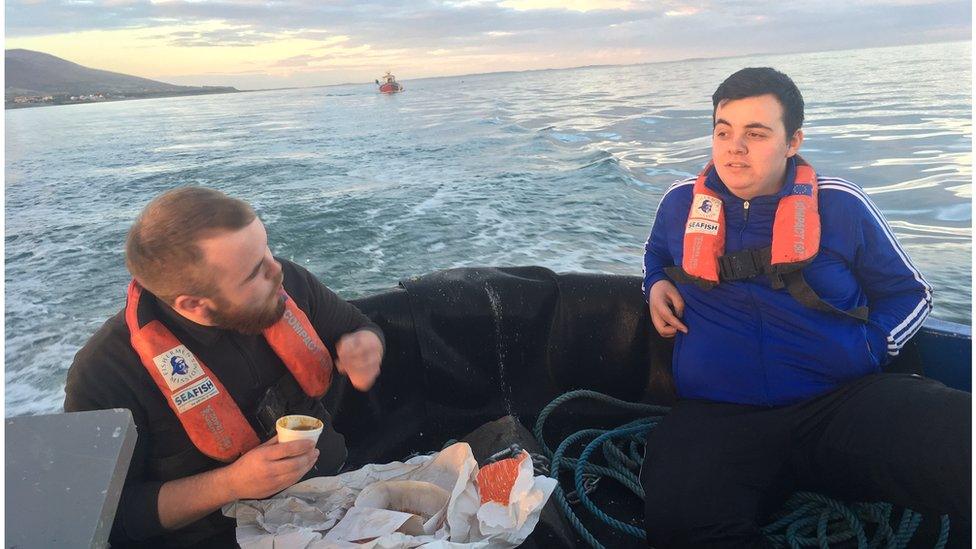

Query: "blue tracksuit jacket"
left=642, top=158, right=932, bottom=406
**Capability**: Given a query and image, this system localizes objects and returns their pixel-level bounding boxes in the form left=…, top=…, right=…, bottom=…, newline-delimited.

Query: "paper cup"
left=276, top=414, right=324, bottom=444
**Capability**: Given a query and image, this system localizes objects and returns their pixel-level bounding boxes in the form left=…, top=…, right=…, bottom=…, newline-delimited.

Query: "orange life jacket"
left=665, top=157, right=867, bottom=321
left=124, top=281, right=335, bottom=462
left=675, top=156, right=819, bottom=287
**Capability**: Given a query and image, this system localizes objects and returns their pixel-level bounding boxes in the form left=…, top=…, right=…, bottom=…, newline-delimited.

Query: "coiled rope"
left=533, top=389, right=949, bottom=549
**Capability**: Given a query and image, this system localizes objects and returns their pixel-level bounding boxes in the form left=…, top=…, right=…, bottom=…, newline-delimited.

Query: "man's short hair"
left=125, top=187, right=256, bottom=304
left=712, top=67, right=804, bottom=140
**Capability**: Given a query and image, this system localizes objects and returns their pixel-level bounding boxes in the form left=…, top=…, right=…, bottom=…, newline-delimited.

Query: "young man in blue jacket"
left=640, top=67, right=970, bottom=548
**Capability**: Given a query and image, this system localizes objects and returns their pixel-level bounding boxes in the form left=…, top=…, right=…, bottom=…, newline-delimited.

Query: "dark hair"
left=125, top=187, right=256, bottom=303
left=712, top=67, right=804, bottom=139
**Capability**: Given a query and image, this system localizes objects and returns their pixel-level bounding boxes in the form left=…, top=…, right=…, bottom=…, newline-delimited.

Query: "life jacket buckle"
left=718, top=248, right=769, bottom=281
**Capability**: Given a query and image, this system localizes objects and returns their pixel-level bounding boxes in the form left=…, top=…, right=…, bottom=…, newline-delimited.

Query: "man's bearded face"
left=208, top=269, right=286, bottom=334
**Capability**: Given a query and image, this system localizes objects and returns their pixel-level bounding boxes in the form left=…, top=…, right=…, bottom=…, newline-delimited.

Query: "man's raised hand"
left=335, top=329, right=383, bottom=391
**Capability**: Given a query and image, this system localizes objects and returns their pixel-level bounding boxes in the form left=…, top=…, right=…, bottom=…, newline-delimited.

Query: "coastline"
left=5, top=87, right=243, bottom=110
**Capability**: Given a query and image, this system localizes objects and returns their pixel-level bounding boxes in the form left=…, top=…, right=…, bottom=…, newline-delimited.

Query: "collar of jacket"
left=149, top=291, right=227, bottom=347
left=703, top=156, right=800, bottom=226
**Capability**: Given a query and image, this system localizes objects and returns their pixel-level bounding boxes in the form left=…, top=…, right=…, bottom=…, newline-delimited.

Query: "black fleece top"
left=64, top=259, right=384, bottom=547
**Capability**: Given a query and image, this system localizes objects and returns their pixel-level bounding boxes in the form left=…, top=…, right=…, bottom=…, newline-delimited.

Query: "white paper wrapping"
left=223, top=442, right=557, bottom=549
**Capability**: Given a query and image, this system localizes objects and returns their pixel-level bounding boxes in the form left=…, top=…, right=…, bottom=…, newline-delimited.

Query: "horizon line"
left=233, top=38, right=968, bottom=92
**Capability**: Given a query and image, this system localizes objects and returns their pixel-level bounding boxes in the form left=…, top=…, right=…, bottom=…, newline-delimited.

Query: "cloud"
left=499, top=0, right=636, bottom=11
left=269, top=54, right=318, bottom=67
left=664, top=6, right=700, bottom=16
left=146, top=25, right=278, bottom=46
left=7, top=0, right=652, bottom=38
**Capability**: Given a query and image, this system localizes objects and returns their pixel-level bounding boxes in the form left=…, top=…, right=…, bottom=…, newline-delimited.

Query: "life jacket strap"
left=664, top=265, right=716, bottom=290
left=781, top=271, right=870, bottom=322
left=665, top=246, right=869, bottom=323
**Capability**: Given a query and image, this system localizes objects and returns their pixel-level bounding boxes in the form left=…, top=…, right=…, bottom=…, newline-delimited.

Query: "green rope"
left=760, top=494, right=950, bottom=549
left=573, top=423, right=654, bottom=539
left=534, top=390, right=950, bottom=549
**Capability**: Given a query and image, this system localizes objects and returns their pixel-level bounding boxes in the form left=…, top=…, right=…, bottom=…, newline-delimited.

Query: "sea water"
left=5, top=41, right=971, bottom=416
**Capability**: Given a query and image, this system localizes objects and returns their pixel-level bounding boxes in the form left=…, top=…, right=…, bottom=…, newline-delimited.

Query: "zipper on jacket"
left=743, top=282, right=771, bottom=406
left=736, top=198, right=767, bottom=404
left=737, top=200, right=750, bottom=243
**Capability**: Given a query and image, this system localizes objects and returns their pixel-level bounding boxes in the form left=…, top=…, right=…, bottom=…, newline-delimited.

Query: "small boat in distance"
left=375, top=71, right=404, bottom=94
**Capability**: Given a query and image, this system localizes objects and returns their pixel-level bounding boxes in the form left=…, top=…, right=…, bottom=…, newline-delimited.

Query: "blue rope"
left=936, top=514, right=951, bottom=548
left=760, top=493, right=951, bottom=549
left=549, top=429, right=612, bottom=549
left=573, top=423, right=653, bottom=539
left=892, top=506, right=922, bottom=548
left=533, top=390, right=950, bottom=549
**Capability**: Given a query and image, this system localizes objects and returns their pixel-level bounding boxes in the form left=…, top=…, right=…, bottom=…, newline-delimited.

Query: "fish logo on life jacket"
left=691, top=194, right=722, bottom=222
left=152, top=345, right=205, bottom=390
left=170, top=356, right=189, bottom=376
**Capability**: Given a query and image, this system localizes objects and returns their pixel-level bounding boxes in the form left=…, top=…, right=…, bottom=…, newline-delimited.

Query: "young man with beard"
left=64, top=187, right=385, bottom=547
left=639, top=68, right=970, bottom=547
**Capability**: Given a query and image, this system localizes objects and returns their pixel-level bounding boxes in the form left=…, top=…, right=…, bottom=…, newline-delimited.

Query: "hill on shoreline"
left=5, top=49, right=238, bottom=107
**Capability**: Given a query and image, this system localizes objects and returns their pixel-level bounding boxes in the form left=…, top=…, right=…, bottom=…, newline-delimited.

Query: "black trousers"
left=640, top=374, right=971, bottom=548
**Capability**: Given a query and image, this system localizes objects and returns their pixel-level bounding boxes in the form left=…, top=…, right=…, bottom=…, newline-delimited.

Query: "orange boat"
left=375, top=71, right=404, bottom=94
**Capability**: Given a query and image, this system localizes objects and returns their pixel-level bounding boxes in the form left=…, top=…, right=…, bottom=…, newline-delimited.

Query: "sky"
left=4, top=0, right=972, bottom=90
